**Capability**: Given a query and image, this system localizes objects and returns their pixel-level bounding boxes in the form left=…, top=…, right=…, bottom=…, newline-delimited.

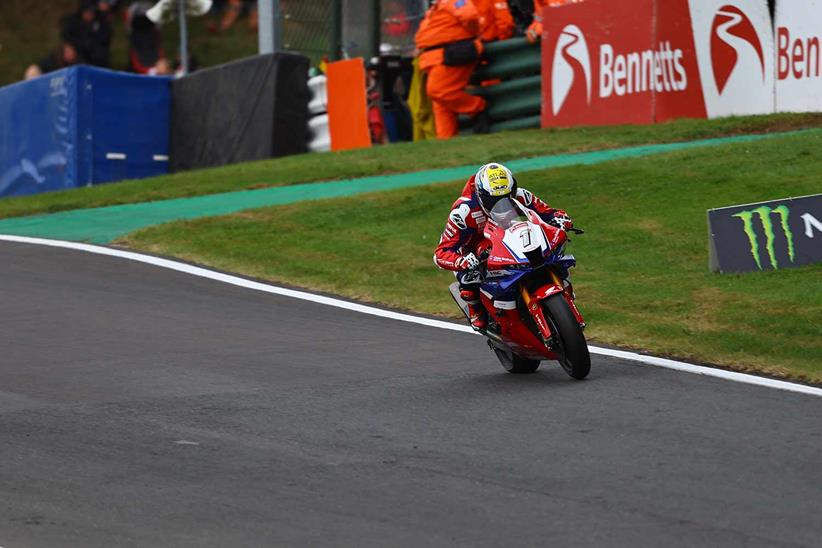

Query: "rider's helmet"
left=474, top=163, right=517, bottom=213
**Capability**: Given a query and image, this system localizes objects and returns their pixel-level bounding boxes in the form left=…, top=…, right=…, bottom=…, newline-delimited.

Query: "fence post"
left=331, top=0, right=342, bottom=60
left=258, top=0, right=282, bottom=54
left=369, top=0, right=381, bottom=58
left=178, top=0, right=189, bottom=74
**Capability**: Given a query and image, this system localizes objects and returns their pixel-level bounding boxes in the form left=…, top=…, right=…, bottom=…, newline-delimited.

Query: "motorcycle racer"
left=434, top=163, right=573, bottom=330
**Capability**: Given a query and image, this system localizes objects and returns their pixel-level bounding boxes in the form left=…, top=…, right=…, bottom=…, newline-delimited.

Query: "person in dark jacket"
left=125, top=2, right=166, bottom=74
left=24, top=42, right=80, bottom=79
left=60, top=0, right=113, bottom=67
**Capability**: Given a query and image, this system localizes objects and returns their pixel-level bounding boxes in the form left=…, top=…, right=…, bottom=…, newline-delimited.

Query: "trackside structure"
left=0, top=66, right=170, bottom=198
left=540, top=0, right=821, bottom=127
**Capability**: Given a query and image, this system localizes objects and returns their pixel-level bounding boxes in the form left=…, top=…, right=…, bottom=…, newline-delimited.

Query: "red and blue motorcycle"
left=449, top=197, right=590, bottom=378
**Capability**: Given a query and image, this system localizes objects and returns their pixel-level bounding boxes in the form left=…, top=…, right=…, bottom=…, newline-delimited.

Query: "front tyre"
left=491, top=345, right=540, bottom=374
left=544, top=294, right=590, bottom=380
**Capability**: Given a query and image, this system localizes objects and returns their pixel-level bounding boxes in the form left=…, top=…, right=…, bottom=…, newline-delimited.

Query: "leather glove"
left=548, top=210, right=573, bottom=231
left=456, top=252, right=480, bottom=271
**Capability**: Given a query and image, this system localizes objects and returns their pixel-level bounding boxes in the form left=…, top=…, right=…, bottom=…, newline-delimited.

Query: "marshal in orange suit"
left=527, top=0, right=581, bottom=43
left=475, top=0, right=515, bottom=42
left=415, top=0, right=487, bottom=139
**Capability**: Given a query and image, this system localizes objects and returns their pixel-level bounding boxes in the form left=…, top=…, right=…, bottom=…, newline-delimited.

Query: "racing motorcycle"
left=449, top=197, right=590, bottom=379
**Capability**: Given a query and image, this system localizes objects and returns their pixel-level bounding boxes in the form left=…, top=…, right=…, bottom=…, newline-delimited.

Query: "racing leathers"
left=433, top=177, right=569, bottom=329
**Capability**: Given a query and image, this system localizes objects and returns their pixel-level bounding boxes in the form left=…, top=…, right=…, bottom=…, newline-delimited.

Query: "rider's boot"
left=460, top=287, right=488, bottom=330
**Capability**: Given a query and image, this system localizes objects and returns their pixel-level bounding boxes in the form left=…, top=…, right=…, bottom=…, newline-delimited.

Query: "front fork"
left=520, top=269, right=585, bottom=345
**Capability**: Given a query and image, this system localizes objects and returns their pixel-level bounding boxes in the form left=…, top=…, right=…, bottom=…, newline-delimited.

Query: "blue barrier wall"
left=0, top=66, right=170, bottom=198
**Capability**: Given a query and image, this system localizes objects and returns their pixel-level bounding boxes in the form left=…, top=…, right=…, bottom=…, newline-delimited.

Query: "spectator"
left=366, top=58, right=388, bottom=145
left=210, top=0, right=257, bottom=33
left=60, top=0, right=113, bottom=67
left=97, top=1, right=123, bottom=23
left=414, top=0, right=488, bottom=139
left=125, top=2, right=166, bottom=74
left=24, top=42, right=80, bottom=80
left=148, top=58, right=173, bottom=76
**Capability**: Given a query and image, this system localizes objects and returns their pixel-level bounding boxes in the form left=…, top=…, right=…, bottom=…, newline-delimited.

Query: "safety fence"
left=0, top=53, right=309, bottom=197
left=281, top=0, right=426, bottom=64
left=0, top=66, right=170, bottom=198
left=281, top=0, right=333, bottom=65
left=471, top=37, right=542, bottom=133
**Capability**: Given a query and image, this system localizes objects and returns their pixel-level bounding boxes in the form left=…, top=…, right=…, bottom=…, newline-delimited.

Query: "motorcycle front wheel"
left=544, top=294, right=591, bottom=380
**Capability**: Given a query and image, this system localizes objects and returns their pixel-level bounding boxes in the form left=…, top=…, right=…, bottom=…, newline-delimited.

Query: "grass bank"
left=2, top=113, right=822, bottom=219
left=122, top=131, right=822, bottom=382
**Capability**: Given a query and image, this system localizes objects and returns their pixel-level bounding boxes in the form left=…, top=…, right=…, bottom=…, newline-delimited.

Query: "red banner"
left=540, top=0, right=710, bottom=127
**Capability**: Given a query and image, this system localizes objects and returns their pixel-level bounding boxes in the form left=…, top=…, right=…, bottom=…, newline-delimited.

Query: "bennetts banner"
left=708, top=193, right=822, bottom=273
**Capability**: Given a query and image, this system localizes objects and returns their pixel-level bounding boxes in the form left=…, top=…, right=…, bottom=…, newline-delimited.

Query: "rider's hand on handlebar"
left=548, top=211, right=573, bottom=231
left=456, top=253, right=480, bottom=271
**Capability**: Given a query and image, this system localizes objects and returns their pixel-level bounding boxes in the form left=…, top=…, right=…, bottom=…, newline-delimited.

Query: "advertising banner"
left=775, top=0, right=822, bottom=112
left=708, top=194, right=822, bottom=273
left=688, top=0, right=775, bottom=118
left=540, top=0, right=656, bottom=127
left=655, top=0, right=709, bottom=121
left=541, top=0, right=775, bottom=127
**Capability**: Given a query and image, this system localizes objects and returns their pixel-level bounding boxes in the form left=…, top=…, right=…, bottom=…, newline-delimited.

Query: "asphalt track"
left=2, top=240, right=822, bottom=547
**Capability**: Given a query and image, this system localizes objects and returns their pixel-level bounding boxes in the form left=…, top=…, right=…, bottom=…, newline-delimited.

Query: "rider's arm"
left=515, top=187, right=565, bottom=223
left=433, top=201, right=479, bottom=271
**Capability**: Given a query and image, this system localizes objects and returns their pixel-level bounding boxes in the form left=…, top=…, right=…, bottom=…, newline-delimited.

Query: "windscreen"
left=488, top=197, right=528, bottom=229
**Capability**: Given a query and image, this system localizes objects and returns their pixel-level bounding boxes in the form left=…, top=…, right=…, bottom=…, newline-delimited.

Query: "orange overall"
left=415, top=0, right=487, bottom=139
left=527, top=0, right=580, bottom=43
left=475, top=0, right=515, bottom=42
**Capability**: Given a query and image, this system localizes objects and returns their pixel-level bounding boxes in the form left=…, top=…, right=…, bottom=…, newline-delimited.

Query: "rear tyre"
left=492, top=346, right=541, bottom=374
left=544, top=294, right=590, bottom=380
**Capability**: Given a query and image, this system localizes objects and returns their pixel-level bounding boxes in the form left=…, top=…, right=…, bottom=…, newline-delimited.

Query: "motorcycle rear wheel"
left=492, top=346, right=541, bottom=374
left=544, top=294, right=591, bottom=380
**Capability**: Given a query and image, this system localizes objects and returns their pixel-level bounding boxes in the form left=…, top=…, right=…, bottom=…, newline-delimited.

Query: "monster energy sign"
left=708, top=194, right=822, bottom=273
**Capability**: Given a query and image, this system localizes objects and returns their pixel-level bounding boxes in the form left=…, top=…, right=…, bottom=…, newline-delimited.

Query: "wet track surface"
left=1, top=241, right=821, bottom=547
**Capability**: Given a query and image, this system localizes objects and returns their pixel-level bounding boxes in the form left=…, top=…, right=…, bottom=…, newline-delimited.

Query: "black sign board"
left=708, top=193, right=822, bottom=273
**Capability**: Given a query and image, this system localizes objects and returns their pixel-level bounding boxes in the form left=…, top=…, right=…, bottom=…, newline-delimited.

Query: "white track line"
left=2, top=234, right=820, bottom=398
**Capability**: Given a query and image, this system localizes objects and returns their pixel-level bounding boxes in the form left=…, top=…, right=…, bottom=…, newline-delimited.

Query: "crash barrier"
left=539, top=0, right=817, bottom=128
left=307, top=75, right=330, bottom=153
left=708, top=193, right=822, bottom=273
left=471, top=37, right=542, bottom=133
left=170, top=53, right=309, bottom=172
left=0, top=66, right=170, bottom=198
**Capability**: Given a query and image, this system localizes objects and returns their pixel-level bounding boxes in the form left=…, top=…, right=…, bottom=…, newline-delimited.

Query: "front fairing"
left=481, top=199, right=575, bottom=299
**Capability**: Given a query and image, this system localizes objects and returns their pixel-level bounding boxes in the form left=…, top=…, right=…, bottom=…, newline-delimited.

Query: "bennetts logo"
left=732, top=205, right=794, bottom=270
left=710, top=4, right=765, bottom=94
left=551, top=24, right=592, bottom=115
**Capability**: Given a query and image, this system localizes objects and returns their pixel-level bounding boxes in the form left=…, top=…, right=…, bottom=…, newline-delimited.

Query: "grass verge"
left=3, top=113, right=822, bottom=219
left=122, top=131, right=822, bottom=382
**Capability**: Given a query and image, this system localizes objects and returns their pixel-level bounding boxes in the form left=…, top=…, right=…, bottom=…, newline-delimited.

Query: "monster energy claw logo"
left=732, top=205, right=795, bottom=270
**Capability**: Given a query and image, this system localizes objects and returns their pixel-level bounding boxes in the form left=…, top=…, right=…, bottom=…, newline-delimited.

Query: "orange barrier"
left=326, top=59, right=372, bottom=152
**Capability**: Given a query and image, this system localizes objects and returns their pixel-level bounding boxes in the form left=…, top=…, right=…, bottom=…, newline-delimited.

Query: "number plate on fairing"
left=501, top=222, right=548, bottom=262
